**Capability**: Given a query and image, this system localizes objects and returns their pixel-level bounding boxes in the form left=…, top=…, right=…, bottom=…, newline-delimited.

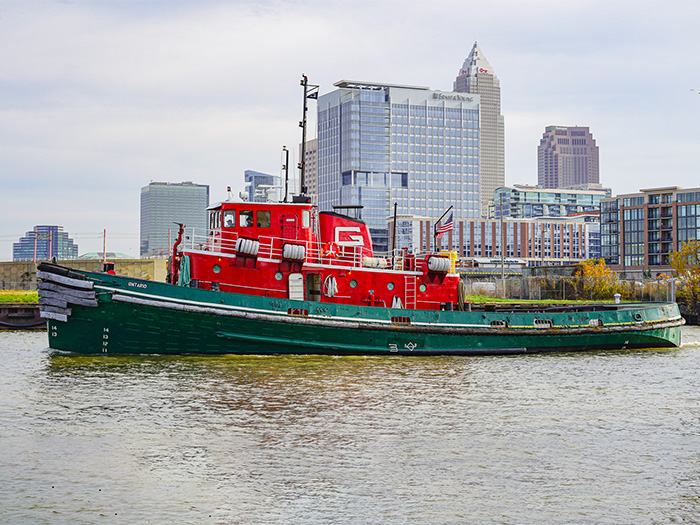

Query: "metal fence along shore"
left=461, top=275, right=676, bottom=303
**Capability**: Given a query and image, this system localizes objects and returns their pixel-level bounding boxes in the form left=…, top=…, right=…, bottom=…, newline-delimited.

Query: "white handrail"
left=181, top=227, right=434, bottom=271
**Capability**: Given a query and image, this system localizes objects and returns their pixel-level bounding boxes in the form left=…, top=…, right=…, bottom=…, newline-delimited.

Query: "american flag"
left=436, top=212, right=454, bottom=239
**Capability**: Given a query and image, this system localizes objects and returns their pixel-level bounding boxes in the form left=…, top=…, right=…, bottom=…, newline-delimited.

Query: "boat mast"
left=297, top=74, right=318, bottom=200
left=282, top=146, right=289, bottom=203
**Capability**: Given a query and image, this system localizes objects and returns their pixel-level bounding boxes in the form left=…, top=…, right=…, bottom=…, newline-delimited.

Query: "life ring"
left=323, top=242, right=339, bottom=258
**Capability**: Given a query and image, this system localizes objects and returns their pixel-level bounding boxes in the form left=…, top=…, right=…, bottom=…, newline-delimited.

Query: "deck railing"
left=182, top=228, right=442, bottom=273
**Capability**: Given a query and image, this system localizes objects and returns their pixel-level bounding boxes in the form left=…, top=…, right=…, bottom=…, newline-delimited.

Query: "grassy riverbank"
left=0, top=291, right=39, bottom=303
left=465, top=294, right=613, bottom=305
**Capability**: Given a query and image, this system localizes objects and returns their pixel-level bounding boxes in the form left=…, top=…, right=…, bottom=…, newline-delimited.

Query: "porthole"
left=419, top=284, right=427, bottom=293
left=387, top=282, right=395, bottom=291
left=275, top=271, right=284, bottom=281
left=213, top=264, right=221, bottom=274
left=350, top=279, right=358, bottom=288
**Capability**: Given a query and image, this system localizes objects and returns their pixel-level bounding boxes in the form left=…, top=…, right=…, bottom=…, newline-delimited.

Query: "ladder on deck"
left=404, top=276, right=417, bottom=310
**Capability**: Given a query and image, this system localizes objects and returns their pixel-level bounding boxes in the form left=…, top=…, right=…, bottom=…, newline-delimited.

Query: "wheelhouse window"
left=209, top=210, right=221, bottom=229
left=302, top=210, right=311, bottom=228
left=223, top=210, right=235, bottom=228
left=257, top=210, right=271, bottom=228
left=240, top=210, right=254, bottom=227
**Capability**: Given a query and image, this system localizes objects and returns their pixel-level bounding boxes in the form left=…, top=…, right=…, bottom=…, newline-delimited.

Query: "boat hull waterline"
left=37, top=264, right=683, bottom=356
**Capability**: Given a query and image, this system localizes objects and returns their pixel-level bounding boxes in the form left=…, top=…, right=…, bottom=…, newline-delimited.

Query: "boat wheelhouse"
left=175, top=200, right=462, bottom=312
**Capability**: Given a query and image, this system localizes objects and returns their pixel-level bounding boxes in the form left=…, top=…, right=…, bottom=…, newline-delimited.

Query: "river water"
left=2, top=328, right=700, bottom=524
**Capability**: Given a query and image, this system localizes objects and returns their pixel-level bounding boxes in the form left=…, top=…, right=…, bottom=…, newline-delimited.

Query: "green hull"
left=38, top=266, right=684, bottom=356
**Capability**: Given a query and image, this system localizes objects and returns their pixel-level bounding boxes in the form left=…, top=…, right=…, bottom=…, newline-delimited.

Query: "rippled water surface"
left=2, top=328, right=700, bottom=524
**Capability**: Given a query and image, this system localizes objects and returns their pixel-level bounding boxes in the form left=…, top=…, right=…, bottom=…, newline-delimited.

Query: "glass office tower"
left=317, top=81, right=480, bottom=254
left=140, top=181, right=209, bottom=257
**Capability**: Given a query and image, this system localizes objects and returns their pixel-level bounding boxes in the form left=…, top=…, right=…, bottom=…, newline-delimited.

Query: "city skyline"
left=1, top=1, right=700, bottom=260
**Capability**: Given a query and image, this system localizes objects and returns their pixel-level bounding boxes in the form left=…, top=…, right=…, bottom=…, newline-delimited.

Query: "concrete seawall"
left=0, top=259, right=168, bottom=290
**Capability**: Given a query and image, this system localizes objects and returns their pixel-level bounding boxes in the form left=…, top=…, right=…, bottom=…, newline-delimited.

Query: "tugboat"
left=36, top=77, right=684, bottom=355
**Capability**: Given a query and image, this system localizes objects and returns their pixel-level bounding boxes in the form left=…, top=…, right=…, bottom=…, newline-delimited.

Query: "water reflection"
left=2, top=329, right=700, bottom=523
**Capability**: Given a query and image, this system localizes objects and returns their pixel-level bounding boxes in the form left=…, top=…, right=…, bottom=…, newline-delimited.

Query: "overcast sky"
left=1, top=0, right=699, bottom=259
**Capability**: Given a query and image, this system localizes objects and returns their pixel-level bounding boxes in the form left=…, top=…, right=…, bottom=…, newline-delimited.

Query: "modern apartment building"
left=140, top=181, right=209, bottom=257
left=317, top=80, right=481, bottom=254
left=390, top=215, right=599, bottom=266
left=244, top=170, right=280, bottom=203
left=601, top=186, right=700, bottom=274
left=493, top=185, right=610, bottom=219
left=454, top=42, right=505, bottom=217
left=13, top=225, right=78, bottom=262
left=538, top=126, right=599, bottom=189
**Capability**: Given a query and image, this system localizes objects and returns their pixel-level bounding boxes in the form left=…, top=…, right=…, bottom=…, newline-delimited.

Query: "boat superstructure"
left=173, top=201, right=462, bottom=312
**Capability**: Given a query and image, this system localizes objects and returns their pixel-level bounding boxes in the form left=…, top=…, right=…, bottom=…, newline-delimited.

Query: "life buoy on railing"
left=323, top=242, right=339, bottom=258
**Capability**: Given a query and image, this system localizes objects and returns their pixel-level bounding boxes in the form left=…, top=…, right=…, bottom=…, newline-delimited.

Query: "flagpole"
left=433, top=205, right=454, bottom=252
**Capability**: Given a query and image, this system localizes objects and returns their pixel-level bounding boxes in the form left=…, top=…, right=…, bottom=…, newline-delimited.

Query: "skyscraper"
left=538, top=126, right=599, bottom=189
left=454, top=42, right=505, bottom=217
left=140, top=181, right=209, bottom=257
left=317, top=80, right=480, bottom=254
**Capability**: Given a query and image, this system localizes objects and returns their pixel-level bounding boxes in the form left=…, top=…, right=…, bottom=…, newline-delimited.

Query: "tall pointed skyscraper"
left=454, top=42, right=505, bottom=217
